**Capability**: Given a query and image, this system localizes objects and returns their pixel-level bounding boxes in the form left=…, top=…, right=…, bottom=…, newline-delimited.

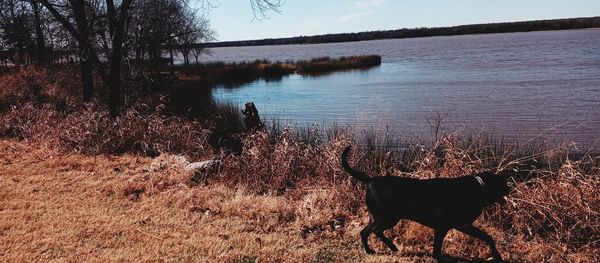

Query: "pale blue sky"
left=205, top=0, right=600, bottom=41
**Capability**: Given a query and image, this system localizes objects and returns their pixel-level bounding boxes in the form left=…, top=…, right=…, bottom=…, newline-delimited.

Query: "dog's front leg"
left=457, top=225, right=503, bottom=262
left=432, top=228, right=449, bottom=261
left=360, top=221, right=376, bottom=254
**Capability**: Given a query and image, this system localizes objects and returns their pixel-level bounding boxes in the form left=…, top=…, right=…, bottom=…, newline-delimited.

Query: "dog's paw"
left=485, top=256, right=504, bottom=263
left=365, top=248, right=376, bottom=255
left=485, top=255, right=504, bottom=262
left=433, top=255, right=451, bottom=263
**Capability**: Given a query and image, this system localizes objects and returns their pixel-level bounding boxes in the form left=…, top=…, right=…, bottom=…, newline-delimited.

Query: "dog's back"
left=341, top=146, right=506, bottom=227
left=365, top=175, right=490, bottom=228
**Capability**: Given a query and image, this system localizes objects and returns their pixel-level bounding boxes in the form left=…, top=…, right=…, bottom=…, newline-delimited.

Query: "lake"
left=202, top=30, right=600, bottom=145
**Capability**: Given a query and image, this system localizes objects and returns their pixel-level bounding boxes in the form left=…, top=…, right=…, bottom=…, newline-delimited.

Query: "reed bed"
left=176, top=55, right=382, bottom=86
left=296, top=55, right=382, bottom=74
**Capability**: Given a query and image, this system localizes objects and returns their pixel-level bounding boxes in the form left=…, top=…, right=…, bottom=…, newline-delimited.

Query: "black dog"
left=341, top=146, right=509, bottom=262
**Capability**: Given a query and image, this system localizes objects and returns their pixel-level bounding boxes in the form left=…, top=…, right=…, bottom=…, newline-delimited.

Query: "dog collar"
left=474, top=176, right=490, bottom=205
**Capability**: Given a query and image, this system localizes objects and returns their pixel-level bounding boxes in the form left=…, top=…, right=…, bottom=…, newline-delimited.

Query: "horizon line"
left=210, top=15, right=600, bottom=44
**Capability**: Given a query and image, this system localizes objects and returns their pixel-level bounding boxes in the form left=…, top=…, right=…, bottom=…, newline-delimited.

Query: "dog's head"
left=478, top=172, right=511, bottom=204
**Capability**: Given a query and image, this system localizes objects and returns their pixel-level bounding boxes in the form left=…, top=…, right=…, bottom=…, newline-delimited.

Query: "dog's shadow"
left=441, top=257, right=494, bottom=263
left=397, top=251, right=516, bottom=263
left=440, top=255, right=517, bottom=263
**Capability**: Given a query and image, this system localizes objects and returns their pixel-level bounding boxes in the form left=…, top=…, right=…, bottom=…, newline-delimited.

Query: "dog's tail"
left=341, top=146, right=371, bottom=184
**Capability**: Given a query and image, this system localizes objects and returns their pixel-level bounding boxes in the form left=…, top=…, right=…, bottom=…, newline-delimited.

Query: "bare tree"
left=40, top=0, right=99, bottom=102
left=39, top=0, right=132, bottom=113
left=32, top=0, right=282, bottom=116
left=30, top=0, right=48, bottom=64
left=190, top=42, right=211, bottom=65
left=0, top=0, right=50, bottom=65
left=199, top=0, right=284, bottom=20
left=128, top=0, right=186, bottom=75
left=178, top=14, right=215, bottom=70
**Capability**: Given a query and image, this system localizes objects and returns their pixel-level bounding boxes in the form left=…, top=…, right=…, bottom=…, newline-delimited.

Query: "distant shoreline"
left=205, top=16, right=600, bottom=48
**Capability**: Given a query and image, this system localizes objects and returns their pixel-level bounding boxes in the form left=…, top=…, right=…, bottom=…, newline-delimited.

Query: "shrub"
left=0, top=66, right=81, bottom=112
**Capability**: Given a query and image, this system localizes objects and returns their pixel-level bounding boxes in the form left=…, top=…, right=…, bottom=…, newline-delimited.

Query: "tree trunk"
left=136, top=46, right=143, bottom=65
left=169, top=43, right=174, bottom=76
left=31, top=0, right=47, bottom=65
left=80, top=51, right=94, bottom=101
left=108, top=27, right=126, bottom=117
left=72, top=0, right=94, bottom=102
left=108, top=49, right=122, bottom=116
left=106, top=0, right=133, bottom=117
left=182, top=50, right=189, bottom=72
left=149, top=46, right=160, bottom=75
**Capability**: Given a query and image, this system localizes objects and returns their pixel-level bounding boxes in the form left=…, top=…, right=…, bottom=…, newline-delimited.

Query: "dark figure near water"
left=241, top=102, right=263, bottom=131
left=341, top=146, right=510, bottom=262
left=207, top=102, right=263, bottom=155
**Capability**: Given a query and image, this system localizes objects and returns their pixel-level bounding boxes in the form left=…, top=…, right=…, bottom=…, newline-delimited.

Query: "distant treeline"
left=206, top=17, right=600, bottom=47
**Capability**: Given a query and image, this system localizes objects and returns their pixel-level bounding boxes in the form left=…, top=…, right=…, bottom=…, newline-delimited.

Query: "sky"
left=205, top=0, right=600, bottom=42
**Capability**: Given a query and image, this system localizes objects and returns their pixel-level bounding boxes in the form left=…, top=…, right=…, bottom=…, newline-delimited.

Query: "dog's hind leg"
left=432, top=228, right=449, bottom=261
left=457, top=225, right=503, bottom=262
left=360, top=221, right=376, bottom=254
left=375, top=229, right=398, bottom=252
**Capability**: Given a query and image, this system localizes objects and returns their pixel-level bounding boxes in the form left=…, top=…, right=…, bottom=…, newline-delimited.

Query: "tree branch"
left=40, top=0, right=80, bottom=39
left=249, top=0, right=284, bottom=21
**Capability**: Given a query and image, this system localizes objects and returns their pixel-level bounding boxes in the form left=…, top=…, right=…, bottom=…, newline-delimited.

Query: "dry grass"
left=0, top=103, right=212, bottom=159
left=0, top=66, right=81, bottom=113
left=1, top=130, right=598, bottom=262
left=0, top=139, right=387, bottom=262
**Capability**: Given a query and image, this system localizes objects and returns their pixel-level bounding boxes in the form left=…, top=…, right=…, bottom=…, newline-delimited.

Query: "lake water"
left=203, top=30, right=600, bottom=145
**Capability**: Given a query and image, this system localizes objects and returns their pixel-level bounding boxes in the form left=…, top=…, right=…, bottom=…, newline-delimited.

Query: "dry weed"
left=2, top=133, right=599, bottom=262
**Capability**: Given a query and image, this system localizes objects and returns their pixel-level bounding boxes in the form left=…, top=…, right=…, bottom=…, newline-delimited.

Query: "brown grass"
left=0, top=103, right=212, bottom=159
left=1, top=129, right=598, bottom=262
left=0, top=66, right=82, bottom=113
left=0, top=139, right=383, bottom=262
